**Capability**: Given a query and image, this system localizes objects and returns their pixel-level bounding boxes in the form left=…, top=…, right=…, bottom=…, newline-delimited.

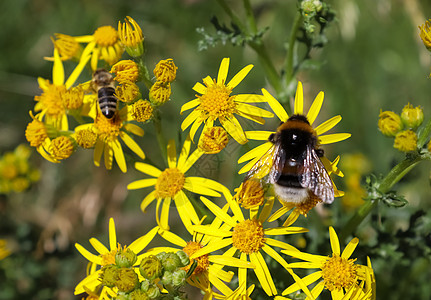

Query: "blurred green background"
left=0, top=0, right=430, bottom=299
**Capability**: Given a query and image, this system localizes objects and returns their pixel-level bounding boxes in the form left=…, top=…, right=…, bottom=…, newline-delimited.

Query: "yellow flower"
left=418, top=20, right=431, bottom=50
left=155, top=212, right=252, bottom=299
left=35, top=48, right=91, bottom=130
left=238, top=82, right=348, bottom=215
left=48, top=33, right=82, bottom=61
left=127, top=138, right=226, bottom=231
left=115, top=81, right=141, bottom=103
left=191, top=188, right=309, bottom=297
left=118, top=16, right=144, bottom=57
left=75, top=25, right=124, bottom=71
left=75, top=128, right=98, bottom=149
left=75, top=106, right=146, bottom=173
left=131, top=100, right=153, bottom=122
left=282, top=226, right=375, bottom=299
left=393, top=130, right=417, bottom=152
left=378, top=111, right=403, bottom=137
left=49, top=136, right=76, bottom=161
left=400, top=103, right=423, bottom=129
left=154, top=59, right=178, bottom=83
left=149, top=81, right=171, bottom=105
left=198, top=126, right=229, bottom=154
left=180, top=57, right=274, bottom=144
left=111, top=60, right=139, bottom=83
left=0, top=239, right=11, bottom=260
left=74, top=218, right=158, bottom=296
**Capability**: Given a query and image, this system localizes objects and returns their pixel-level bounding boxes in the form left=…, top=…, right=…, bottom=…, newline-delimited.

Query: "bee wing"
left=301, top=146, right=334, bottom=204
left=244, top=142, right=283, bottom=184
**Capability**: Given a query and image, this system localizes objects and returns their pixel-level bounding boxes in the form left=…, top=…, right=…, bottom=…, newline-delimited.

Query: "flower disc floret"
left=51, top=33, right=81, bottom=61
left=115, top=81, right=140, bottom=103
left=50, top=136, right=75, bottom=160
left=154, top=59, right=177, bottom=83
left=155, top=168, right=185, bottom=198
left=94, top=113, right=122, bottom=142
left=378, top=111, right=403, bottom=136
left=25, top=119, right=48, bottom=147
left=198, top=126, right=229, bottom=154
left=149, top=81, right=171, bottom=105
left=76, top=129, right=97, bottom=149
left=132, top=100, right=153, bottom=122
left=419, top=20, right=431, bottom=50
left=34, top=83, right=67, bottom=117
left=394, top=130, right=417, bottom=152
left=236, top=179, right=264, bottom=209
left=111, top=60, right=139, bottom=83
left=232, top=219, right=265, bottom=254
left=63, top=86, right=84, bottom=110
left=199, top=82, right=236, bottom=121
left=321, top=254, right=358, bottom=291
left=182, top=241, right=209, bottom=275
left=93, top=25, right=118, bottom=47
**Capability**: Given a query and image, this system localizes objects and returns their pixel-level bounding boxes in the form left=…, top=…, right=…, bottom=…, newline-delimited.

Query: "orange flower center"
left=93, top=26, right=118, bottom=47
left=94, top=113, right=122, bottom=142
left=182, top=241, right=209, bottom=275
left=321, top=254, right=358, bottom=291
left=34, top=83, right=67, bottom=117
left=232, top=219, right=265, bottom=254
left=198, top=81, right=236, bottom=121
left=155, top=168, right=185, bottom=198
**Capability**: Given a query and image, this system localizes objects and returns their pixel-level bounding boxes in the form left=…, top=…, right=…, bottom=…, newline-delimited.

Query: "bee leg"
left=269, top=133, right=276, bottom=143
left=315, top=148, right=324, bottom=157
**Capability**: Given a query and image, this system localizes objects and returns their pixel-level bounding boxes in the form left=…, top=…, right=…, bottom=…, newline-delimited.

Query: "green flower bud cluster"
left=378, top=104, right=426, bottom=153
left=99, top=249, right=190, bottom=300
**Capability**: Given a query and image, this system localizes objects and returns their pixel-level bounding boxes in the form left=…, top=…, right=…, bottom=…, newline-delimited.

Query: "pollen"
left=149, top=81, right=171, bottom=105
left=321, top=253, right=358, bottom=291
left=155, top=168, right=185, bottom=199
left=132, top=100, right=153, bottom=122
left=182, top=241, right=209, bottom=275
left=76, top=129, right=97, bottom=149
left=34, top=83, right=67, bottom=117
left=111, top=60, right=139, bottom=83
left=25, top=119, right=48, bottom=147
left=63, top=86, right=84, bottom=110
left=154, top=59, right=178, bottom=83
left=198, top=81, right=236, bottom=121
left=232, top=219, right=265, bottom=254
left=198, top=126, right=229, bottom=154
left=295, top=192, right=321, bottom=216
left=236, top=179, right=264, bottom=209
left=49, top=136, right=75, bottom=160
left=94, top=113, right=122, bottom=142
left=93, top=25, right=119, bottom=47
left=115, top=81, right=141, bottom=103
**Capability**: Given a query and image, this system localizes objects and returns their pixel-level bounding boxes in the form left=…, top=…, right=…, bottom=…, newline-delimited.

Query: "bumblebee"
left=244, top=114, right=334, bottom=205
left=92, top=69, right=118, bottom=119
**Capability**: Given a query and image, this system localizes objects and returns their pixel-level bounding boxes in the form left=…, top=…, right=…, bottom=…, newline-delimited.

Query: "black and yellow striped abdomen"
left=98, top=87, right=117, bottom=119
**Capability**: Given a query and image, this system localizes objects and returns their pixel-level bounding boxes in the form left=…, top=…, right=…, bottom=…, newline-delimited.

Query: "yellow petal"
left=192, top=82, right=207, bottom=94
left=294, top=81, right=304, bottom=115
left=265, top=238, right=299, bottom=251
left=341, top=237, right=359, bottom=259
left=235, top=94, right=267, bottom=103
left=75, top=243, right=103, bottom=265
left=65, top=52, right=91, bottom=89
left=314, top=115, right=342, bottom=135
left=180, top=98, right=200, bottom=114
left=306, top=91, right=324, bottom=125
left=191, top=225, right=232, bottom=237
left=181, top=149, right=204, bottom=173
left=127, top=178, right=157, bottom=190
left=181, top=109, right=201, bottom=131
left=135, top=162, right=161, bottom=177
left=262, top=88, right=288, bottom=122
left=158, top=228, right=187, bottom=247
left=184, top=177, right=222, bottom=197
left=174, top=190, right=200, bottom=227
left=282, top=271, right=320, bottom=299
left=329, top=226, right=340, bottom=256
left=177, top=136, right=191, bottom=170
left=199, top=196, right=237, bottom=228
left=218, top=57, right=230, bottom=84
left=249, top=252, right=277, bottom=296
left=123, top=123, right=145, bottom=137
left=282, top=249, right=326, bottom=264
left=93, top=139, right=104, bottom=167
left=159, top=197, right=171, bottom=231
left=108, top=218, right=117, bottom=251
left=236, top=110, right=265, bottom=125
left=190, top=238, right=233, bottom=259
left=120, top=131, right=145, bottom=159
left=236, top=103, right=274, bottom=119
left=52, top=48, right=64, bottom=86
left=112, top=139, right=127, bottom=173
left=89, top=238, right=109, bottom=255
left=209, top=255, right=255, bottom=269
left=227, top=64, right=253, bottom=89
left=128, top=227, right=159, bottom=255
left=140, top=190, right=157, bottom=212
left=74, top=270, right=101, bottom=295
left=264, top=226, right=308, bottom=236
left=245, top=131, right=273, bottom=141
left=167, top=139, right=177, bottom=169
left=258, top=197, right=274, bottom=223
left=221, top=116, right=247, bottom=144
left=189, top=114, right=203, bottom=142
left=318, top=133, right=351, bottom=145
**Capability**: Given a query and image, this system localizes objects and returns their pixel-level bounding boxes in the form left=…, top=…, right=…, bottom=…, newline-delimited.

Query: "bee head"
left=93, top=69, right=113, bottom=86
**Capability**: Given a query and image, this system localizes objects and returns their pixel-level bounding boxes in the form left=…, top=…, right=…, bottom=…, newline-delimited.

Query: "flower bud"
left=176, top=250, right=190, bottom=267
left=393, top=130, right=417, bottom=152
left=161, top=252, right=181, bottom=272
left=172, top=269, right=187, bottom=287
left=139, top=255, right=163, bottom=280
left=140, top=279, right=150, bottom=292
left=161, top=270, right=173, bottom=286
left=100, top=265, right=119, bottom=287
left=400, top=103, right=423, bottom=129
left=115, top=247, right=137, bottom=268
left=378, top=111, right=403, bottom=136
left=153, top=59, right=177, bottom=83
left=146, top=285, right=161, bottom=299
left=129, top=289, right=149, bottom=300
left=419, top=20, right=431, bottom=51
left=115, top=267, right=139, bottom=293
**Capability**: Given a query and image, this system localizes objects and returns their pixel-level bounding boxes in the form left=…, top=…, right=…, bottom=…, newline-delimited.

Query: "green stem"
left=284, top=11, right=303, bottom=86
left=340, top=154, right=423, bottom=240
left=216, top=0, right=248, bottom=33
left=243, top=0, right=257, bottom=33
left=153, top=109, right=168, bottom=166
left=417, top=118, right=431, bottom=148
left=136, top=58, right=153, bottom=90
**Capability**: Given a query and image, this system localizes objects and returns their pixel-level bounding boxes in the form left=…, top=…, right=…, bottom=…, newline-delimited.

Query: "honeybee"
left=92, top=69, right=118, bottom=119
left=244, top=114, right=334, bottom=205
